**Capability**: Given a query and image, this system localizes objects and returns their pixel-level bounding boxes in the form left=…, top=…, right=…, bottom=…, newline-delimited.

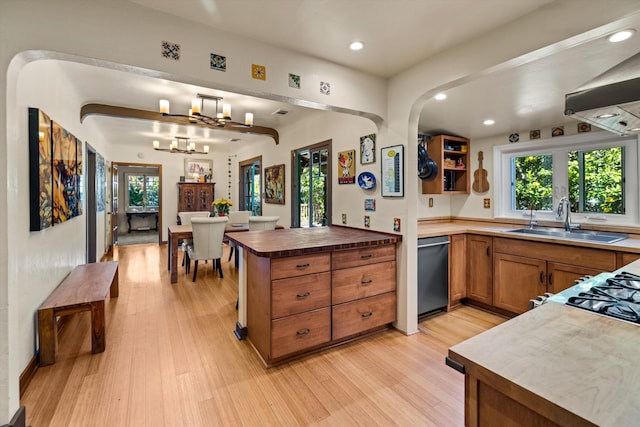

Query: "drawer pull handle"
left=361, top=280, right=373, bottom=285
left=361, top=312, right=373, bottom=318
left=296, top=328, right=311, bottom=336
left=296, top=291, right=310, bottom=298
left=296, top=263, right=310, bottom=269
left=360, top=254, right=373, bottom=259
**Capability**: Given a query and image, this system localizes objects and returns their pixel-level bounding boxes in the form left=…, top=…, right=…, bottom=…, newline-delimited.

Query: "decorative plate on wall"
left=357, top=172, right=376, bottom=190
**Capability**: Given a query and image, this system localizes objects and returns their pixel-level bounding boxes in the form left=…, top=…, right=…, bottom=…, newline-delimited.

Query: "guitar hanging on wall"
left=472, top=151, right=489, bottom=193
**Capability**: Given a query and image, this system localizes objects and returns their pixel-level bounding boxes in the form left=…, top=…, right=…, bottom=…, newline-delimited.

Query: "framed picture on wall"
left=264, top=163, right=285, bottom=204
left=381, top=144, right=404, bottom=197
left=184, top=158, right=212, bottom=180
left=360, top=134, right=376, bottom=164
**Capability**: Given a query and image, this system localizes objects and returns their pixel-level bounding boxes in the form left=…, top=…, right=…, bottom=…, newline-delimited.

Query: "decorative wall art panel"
left=320, top=81, right=331, bottom=95
left=210, top=53, right=226, bottom=71
left=288, top=73, right=301, bottom=89
left=97, top=153, right=105, bottom=212
left=28, top=108, right=53, bottom=231
left=529, top=129, right=541, bottom=140
left=337, top=150, right=355, bottom=184
left=552, top=126, right=564, bottom=137
left=265, top=163, right=285, bottom=204
left=74, top=137, right=83, bottom=217
left=252, top=64, right=266, bottom=80
left=578, top=122, right=592, bottom=133
left=381, top=144, right=404, bottom=197
left=360, top=134, right=376, bottom=164
left=52, top=121, right=80, bottom=224
left=161, top=40, right=180, bottom=60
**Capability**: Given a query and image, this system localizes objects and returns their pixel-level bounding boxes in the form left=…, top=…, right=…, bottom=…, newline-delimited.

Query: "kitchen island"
left=227, top=226, right=402, bottom=366
left=447, top=260, right=640, bottom=426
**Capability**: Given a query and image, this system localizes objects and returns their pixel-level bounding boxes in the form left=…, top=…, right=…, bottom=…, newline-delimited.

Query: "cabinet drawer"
left=271, top=253, right=331, bottom=280
left=332, top=245, right=396, bottom=270
left=271, top=308, right=331, bottom=359
left=332, top=261, right=396, bottom=305
left=332, top=292, right=396, bottom=341
left=272, top=272, right=331, bottom=319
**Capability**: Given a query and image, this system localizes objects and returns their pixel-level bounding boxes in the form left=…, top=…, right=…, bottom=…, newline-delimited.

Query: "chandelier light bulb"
left=245, top=112, right=254, bottom=126
left=159, top=99, right=170, bottom=114
left=204, top=145, right=210, bottom=154
left=191, top=99, right=201, bottom=114
left=153, top=140, right=159, bottom=149
left=222, top=103, right=231, bottom=119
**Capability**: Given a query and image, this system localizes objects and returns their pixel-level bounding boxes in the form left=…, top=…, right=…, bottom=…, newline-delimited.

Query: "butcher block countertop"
left=448, top=259, right=640, bottom=426
left=417, top=219, right=640, bottom=253
left=227, top=225, right=402, bottom=258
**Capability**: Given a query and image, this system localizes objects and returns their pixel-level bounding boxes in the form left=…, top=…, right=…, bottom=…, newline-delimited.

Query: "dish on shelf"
left=357, top=172, right=376, bottom=190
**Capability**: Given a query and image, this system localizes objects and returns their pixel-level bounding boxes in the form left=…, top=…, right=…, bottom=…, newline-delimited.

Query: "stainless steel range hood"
left=565, top=51, right=640, bottom=136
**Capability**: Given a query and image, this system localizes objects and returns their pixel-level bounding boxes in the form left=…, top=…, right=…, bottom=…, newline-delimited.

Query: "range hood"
left=565, top=51, right=640, bottom=136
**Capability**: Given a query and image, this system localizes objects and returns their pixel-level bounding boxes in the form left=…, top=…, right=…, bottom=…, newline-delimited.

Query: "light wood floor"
left=21, top=243, right=506, bottom=426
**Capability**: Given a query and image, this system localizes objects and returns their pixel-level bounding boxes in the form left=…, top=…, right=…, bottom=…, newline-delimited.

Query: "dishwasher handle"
left=417, top=241, right=450, bottom=249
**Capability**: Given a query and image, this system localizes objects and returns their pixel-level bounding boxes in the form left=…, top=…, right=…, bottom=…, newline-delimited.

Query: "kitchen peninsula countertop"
left=447, top=259, right=640, bottom=426
left=226, top=225, right=402, bottom=257
left=417, top=220, right=640, bottom=253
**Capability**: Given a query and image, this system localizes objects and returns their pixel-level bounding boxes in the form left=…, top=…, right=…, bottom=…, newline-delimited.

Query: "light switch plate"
left=484, top=198, right=491, bottom=208
left=429, top=197, right=434, bottom=208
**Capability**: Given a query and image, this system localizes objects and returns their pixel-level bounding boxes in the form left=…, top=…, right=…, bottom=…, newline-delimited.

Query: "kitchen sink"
left=507, top=227, right=628, bottom=244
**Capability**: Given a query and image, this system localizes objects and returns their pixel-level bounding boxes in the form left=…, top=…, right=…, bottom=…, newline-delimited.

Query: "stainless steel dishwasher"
left=418, top=235, right=449, bottom=316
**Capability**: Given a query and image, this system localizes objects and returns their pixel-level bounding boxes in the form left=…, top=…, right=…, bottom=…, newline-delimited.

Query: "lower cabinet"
left=467, top=235, right=493, bottom=305
left=493, top=237, right=615, bottom=314
left=247, top=244, right=397, bottom=365
left=449, top=234, right=467, bottom=305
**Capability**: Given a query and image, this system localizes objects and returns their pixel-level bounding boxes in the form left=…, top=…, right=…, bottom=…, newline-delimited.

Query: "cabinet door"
left=449, top=234, right=467, bottom=304
left=547, top=262, right=602, bottom=294
left=196, top=184, right=214, bottom=211
left=178, top=184, right=197, bottom=212
left=494, top=253, right=546, bottom=314
left=467, top=235, right=492, bottom=305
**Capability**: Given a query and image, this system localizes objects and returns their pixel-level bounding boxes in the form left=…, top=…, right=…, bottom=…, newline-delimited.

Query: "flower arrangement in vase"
left=212, top=198, right=233, bottom=216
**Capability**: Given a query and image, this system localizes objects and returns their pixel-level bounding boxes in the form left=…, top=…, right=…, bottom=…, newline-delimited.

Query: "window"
left=495, top=132, right=637, bottom=225
left=127, top=174, right=159, bottom=208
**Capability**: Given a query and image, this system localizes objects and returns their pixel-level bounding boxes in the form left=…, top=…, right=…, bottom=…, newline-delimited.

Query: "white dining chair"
left=248, top=216, right=280, bottom=231
left=186, top=216, right=228, bottom=282
left=226, top=210, right=252, bottom=262
left=178, top=211, right=210, bottom=269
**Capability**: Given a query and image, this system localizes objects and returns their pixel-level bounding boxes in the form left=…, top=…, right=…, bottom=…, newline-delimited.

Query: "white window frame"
left=126, top=173, right=160, bottom=209
left=494, top=132, right=639, bottom=226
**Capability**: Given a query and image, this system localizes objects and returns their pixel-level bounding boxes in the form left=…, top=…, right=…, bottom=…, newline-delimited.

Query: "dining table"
left=167, top=222, right=283, bottom=283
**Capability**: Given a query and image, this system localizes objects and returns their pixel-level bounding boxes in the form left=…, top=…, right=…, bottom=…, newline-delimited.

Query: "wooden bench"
left=37, top=261, right=119, bottom=367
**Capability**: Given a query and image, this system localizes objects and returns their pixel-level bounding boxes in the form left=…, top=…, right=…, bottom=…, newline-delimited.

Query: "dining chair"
left=226, top=210, right=252, bottom=262
left=186, top=216, right=228, bottom=282
left=178, top=211, right=210, bottom=269
left=248, top=216, right=280, bottom=231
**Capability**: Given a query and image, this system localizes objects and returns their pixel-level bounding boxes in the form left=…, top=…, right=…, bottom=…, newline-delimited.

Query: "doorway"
left=112, top=162, right=163, bottom=245
left=292, top=140, right=331, bottom=228
left=239, top=156, right=262, bottom=215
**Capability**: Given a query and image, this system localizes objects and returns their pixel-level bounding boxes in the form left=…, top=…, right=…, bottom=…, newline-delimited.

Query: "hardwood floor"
left=21, top=243, right=506, bottom=426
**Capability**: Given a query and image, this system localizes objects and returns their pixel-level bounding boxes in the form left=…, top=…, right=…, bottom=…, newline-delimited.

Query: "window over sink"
left=495, top=132, right=638, bottom=225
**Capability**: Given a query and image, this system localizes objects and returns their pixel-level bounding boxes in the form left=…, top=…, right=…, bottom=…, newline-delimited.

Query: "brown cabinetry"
left=422, top=135, right=470, bottom=194
left=246, top=243, right=397, bottom=365
left=493, top=237, right=613, bottom=314
left=177, top=182, right=215, bottom=215
left=466, top=235, right=493, bottom=305
left=449, top=234, right=467, bottom=306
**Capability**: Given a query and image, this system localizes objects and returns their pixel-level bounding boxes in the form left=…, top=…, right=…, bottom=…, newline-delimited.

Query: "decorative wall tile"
left=342, top=213, right=347, bottom=224
left=393, top=218, right=401, bottom=233
left=161, top=41, right=180, bottom=61
left=320, top=81, right=331, bottom=95
left=288, top=73, right=301, bottom=89
left=529, top=129, right=541, bottom=140
left=552, top=126, right=564, bottom=137
left=364, top=215, right=370, bottom=228
left=364, top=199, right=376, bottom=211
left=508, top=133, right=519, bottom=143
left=210, top=53, right=226, bottom=71
left=252, top=64, right=266, bottom=80
left=577, top=122, right=591, bottom=133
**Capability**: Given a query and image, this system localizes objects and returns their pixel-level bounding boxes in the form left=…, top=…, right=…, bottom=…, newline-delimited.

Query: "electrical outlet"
left=484, top=198, right=491, bottom=208
left=429, top=197, right=434, bottom=208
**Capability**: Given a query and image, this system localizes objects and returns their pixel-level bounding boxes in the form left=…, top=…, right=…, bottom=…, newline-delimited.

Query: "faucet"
left=557, top=197, right=572, bottom=231
left=528, top=206, right=537, bottom=229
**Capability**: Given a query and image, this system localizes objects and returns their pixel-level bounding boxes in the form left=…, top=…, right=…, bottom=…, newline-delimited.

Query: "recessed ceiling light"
left=434, top=93, right=447, bottom=101
left=608, top=29, right=635, bottom=42
left=629, top=127, right=640, bottom=132
left=349, top=41, right=364, bottom=51
left=483, top=119, right=495, bottom=126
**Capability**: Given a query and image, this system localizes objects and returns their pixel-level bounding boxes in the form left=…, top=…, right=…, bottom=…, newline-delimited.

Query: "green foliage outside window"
left=514, top=154, right=553, bottom=210
left=128, top=175, right=159, bottom=208
left=568, top=147, right=622, bottom=214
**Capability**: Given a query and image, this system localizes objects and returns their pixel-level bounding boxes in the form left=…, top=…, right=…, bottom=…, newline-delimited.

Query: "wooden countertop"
left=418, top=220, right=640, bottom=253
left=226, top=225, right=402, bottom=258
left=448, top=260, right=640, bottom=426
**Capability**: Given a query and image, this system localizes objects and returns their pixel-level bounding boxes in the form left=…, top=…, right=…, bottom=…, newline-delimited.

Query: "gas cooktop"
left=548, top=272, right=640, bottom=324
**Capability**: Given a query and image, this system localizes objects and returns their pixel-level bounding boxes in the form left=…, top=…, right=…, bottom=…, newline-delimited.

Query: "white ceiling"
left=49, top=0, right=640, bottom=146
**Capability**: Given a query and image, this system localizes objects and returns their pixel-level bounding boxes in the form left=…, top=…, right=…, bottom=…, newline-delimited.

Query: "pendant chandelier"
left=152, top=136, right=209, bottom=154
left=159, top=93, right=254, bottom=128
